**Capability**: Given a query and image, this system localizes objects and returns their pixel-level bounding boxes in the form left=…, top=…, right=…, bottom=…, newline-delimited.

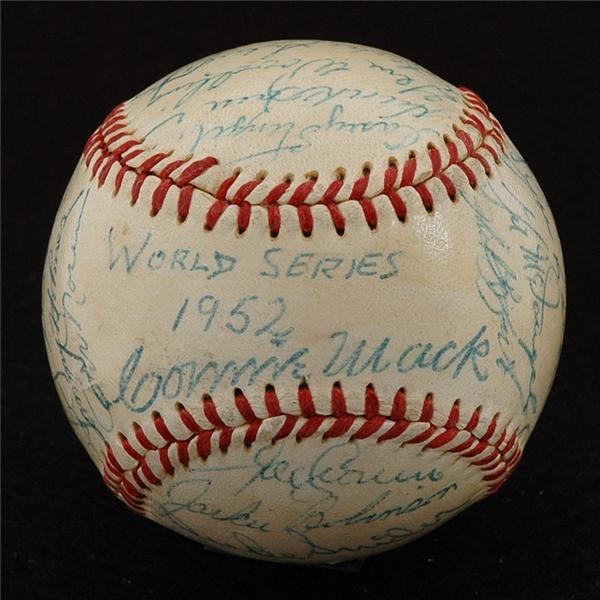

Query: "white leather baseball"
left=42, top=40, right=566, bottom=564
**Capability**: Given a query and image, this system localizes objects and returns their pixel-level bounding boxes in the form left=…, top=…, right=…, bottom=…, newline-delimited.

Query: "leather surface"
left=41, top=40, right=566, bottom=563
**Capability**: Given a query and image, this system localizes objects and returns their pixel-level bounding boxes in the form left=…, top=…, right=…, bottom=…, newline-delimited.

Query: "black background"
left=3, top=3, right=600, bottom=599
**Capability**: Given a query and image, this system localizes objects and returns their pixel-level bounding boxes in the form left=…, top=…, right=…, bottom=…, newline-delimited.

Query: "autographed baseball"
left=43, top=40, right=565, bottom=564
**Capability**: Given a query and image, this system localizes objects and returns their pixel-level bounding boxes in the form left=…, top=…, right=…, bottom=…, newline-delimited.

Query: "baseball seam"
left=83, top=87, right=505, bottom=237
left=102, top=383, right=522, bottom=514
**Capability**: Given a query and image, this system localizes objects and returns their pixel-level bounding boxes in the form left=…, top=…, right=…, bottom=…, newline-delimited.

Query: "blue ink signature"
left=43, top=188, right=116, bottom=445
left=465, top=163, right=565, bottom=415
left=153, top=439, right=461, bottom=561
left=117, top=344, right=309, bottom=412
left=323, top=326, right=490, bottom=382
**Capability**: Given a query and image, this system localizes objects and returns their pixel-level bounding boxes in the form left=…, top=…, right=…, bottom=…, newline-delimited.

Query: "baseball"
left=42, top=40, right=565, bottom=564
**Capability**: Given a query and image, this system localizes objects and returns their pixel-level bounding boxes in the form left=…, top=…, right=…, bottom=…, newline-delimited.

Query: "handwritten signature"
left=42, top=188, right=116, bottom=447
left=154, top=439, right=462, bottom=561
left=134, top=40, right=460, bottom=163
left=466, top=153, right=565, bottom=415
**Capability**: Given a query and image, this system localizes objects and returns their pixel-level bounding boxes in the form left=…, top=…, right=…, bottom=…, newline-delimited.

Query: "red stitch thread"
left=383, top=165, right=407, bottom=222
left=133, top=422, right=155, bottom=451
left=83, top=89, right=504, bottom=236
left=264, top=384, right=282, bottom=416
left=104, top=383, right=522, bottom=514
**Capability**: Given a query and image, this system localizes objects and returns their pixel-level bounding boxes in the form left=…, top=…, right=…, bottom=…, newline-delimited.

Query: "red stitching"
left=102, top=384, right=522, bottom=514
left=83, top=89, right=505, bottom=236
